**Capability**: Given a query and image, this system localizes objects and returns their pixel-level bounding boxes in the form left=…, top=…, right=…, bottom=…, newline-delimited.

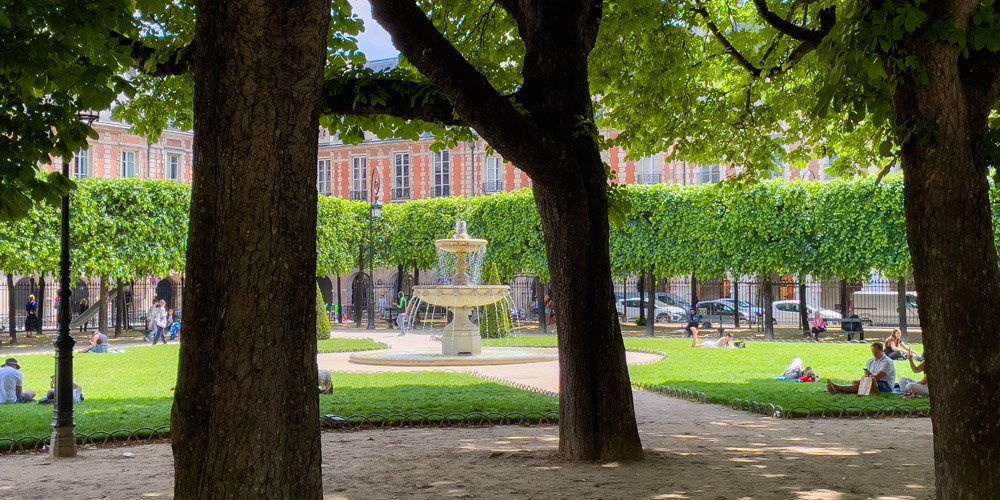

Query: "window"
left=484, top=157, right=504, bottom=193
left=699, top=164, right=721, bottom=184
left=433, top=151, right=450, bottom=197
left=637, top=156, right=663, bottom=184
left=121, top=151, right=136, bottom=178
left=351, top=156, right=367, bottom=200
left=167, top=153, right=181, bottom=181
left=316, top=158, right=332, bottom=195
left=73, top=149, right=90, bottom=179
left=776, top=303, right=798, bottom=312
left=393, top=153, right=410, bottom=199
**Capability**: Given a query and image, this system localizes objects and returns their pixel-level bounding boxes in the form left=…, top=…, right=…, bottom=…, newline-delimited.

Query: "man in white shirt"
left=827, top=342, right=897, bottom=395
left=0, top=358, right=36, bottom=404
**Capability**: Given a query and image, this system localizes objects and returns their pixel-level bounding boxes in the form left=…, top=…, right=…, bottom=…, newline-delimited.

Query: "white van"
left=850, top=291, right=919, bottom=326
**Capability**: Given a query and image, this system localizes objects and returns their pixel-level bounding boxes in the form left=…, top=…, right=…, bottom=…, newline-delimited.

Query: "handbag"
left=857, top=376, right=877, bottom=396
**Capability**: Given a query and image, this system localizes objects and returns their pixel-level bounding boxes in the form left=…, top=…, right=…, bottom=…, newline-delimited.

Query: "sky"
left=349, top=0, right=400, bottom=61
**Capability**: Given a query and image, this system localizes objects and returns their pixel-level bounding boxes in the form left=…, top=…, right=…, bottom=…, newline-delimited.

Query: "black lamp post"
left=51, top=109, right=98, bottom=457
left=366, top=170, right=382, bottom=329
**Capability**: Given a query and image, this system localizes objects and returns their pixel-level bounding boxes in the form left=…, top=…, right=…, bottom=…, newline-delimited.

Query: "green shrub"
left=316, top=285, right=331, bottom=341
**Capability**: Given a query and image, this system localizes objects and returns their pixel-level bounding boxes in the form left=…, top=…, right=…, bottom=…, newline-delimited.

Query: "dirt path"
left=0, top=330, right=935, bottom=499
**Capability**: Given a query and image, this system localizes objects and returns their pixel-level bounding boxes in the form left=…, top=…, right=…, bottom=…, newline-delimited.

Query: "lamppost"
left=51, top=109, right=98, bottom=458
left=366, top=169, right=382, bottom=329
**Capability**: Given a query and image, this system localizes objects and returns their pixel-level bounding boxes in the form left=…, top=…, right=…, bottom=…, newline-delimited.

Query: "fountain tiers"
left=412, top=284, right=508, bottom=355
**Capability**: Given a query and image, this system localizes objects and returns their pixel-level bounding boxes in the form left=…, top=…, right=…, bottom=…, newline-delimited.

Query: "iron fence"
left=0, top=276, right=184, bottom=335
left=612, top=274, right=920, bottom=334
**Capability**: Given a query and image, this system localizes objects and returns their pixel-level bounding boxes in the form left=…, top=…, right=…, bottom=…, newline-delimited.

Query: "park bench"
left=381, top=306, right=402, bottom=327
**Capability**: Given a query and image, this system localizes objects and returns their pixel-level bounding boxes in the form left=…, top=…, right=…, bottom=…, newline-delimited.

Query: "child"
left=38, top=375, right=84, bottom=404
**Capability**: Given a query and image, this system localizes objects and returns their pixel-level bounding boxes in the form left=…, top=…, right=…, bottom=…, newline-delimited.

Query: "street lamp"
left=366, top=170, right=382, bottom=329
left=51, top=109, right=98, bottom=458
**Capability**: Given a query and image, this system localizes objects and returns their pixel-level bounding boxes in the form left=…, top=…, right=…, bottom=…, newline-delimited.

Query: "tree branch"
left=369, top=0, right=557, bottom=180
left=107, top=30, right=193, bottom=77
left=321, top=75, right=462, bottom=125
left=693, top=5, right=762, bottom=78
left=751, top=0, right=835, bottom=47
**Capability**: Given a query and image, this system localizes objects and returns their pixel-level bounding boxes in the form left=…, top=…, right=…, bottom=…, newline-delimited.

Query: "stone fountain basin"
left=435, top=238, right=487, bottom=254
left=413, top=285, right=509, bottom=308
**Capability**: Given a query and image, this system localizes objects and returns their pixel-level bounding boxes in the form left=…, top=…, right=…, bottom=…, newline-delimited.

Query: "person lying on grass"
left=827, top=342, right=896, bottom=395
left=692, top=330, right=735, bottom=348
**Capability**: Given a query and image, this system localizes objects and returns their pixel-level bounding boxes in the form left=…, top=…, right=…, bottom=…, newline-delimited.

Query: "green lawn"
left=0, top=339, right=556, bottom=449
left=485, top=336, right=931, bottom=416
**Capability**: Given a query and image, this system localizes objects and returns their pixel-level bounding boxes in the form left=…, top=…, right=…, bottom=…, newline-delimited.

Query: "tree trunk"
left=894, top=38, right=1000, bottom=497
left=7, top=274, right=15, bottom=343
left=114, top=284, right=123, bottom=337
left=896, top=278, right=908, bottom=342
left=732, top=275, right=740, bottom=328
left=534, top=159, right=643, bottom=462
left=839, top=279, right=849, bottom=318
left=98, top=277, right=108, bottom=336
left=689, top=272, right=698, bottom=306
left=761, top=273, right=775, bottom=339
left=645, top=268, right=655, bottom=336
left=35, top=276, right=45, bottom=336
left=797, top=279, right=808, bottom=333
left=171, top=0, right=329, bottom=497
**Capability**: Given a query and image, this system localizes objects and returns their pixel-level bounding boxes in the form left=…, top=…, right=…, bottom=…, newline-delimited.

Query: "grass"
left=316, top=338, right=386, bottom=353
left=484, top=335, right=931, bottom=416
left=0, top=339, right=556, bottom=449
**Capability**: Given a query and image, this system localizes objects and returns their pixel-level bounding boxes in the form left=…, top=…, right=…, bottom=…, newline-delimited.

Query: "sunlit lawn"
left=484, top=335, right=931, bottom=416
left=0, top=339, right=557, bottom=448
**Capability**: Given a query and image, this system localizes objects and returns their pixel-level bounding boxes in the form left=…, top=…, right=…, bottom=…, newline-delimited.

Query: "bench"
left=381, top=306, right=403, bottom=327
left=841, top=317, right=865, bottom=341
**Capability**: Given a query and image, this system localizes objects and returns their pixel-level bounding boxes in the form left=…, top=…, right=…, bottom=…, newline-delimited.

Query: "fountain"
left=410, top=221, right=507, bottom=355
left=348, top=221, right=557, bottom=366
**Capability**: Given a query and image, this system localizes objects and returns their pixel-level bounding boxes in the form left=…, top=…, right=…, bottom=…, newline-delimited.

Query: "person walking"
left=149, top=300, right=169, bottom=345
left=396, top=291, right=408, bottom=336
left=25, top=294, right=39, bottom=338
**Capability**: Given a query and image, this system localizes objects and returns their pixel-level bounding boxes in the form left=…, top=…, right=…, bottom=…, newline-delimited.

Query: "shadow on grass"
left=321, top=383, right=558, bottom=427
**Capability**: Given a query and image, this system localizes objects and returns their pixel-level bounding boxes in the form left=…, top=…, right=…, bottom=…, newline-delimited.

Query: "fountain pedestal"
left=441, top=306, right=481, bottom=355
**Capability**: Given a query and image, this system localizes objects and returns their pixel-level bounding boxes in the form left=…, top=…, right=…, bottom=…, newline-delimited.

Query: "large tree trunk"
left=895, top=37, right=1000, bottom=497
left=171, top=0, right=329, bottom=497
left=370, top=0, right=641, bottom=462
left=534, top=156, right=643, bottom=461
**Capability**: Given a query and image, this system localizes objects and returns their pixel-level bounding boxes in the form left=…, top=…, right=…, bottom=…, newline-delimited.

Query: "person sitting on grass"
left=692, top=330, right=735, bottom=348
left=883, top=328, right=913, bottom=360
left=79, top=330, right=110, bottom=353
left=827, top=342, right=896, bottom=395
left=899, top=349, right=929, bottom=398
left=685, top=308, right=701, bottom=338
left=0, top=358, right=36, bottom=404
left=38, top=375, right=83, bottom=404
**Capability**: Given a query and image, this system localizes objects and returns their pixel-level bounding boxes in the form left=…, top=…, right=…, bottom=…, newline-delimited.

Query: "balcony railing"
left=349, top=190, right=368, bottom=201
left=481, top=180, right=505, bottom=194
left=636, top=173, right=663, bottom=185
left=392, top=187, right=411, bottom=200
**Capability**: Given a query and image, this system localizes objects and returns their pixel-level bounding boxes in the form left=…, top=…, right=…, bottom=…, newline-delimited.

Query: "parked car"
left=655, top=292, right=691, bottom=311
left=716, top=298, right=765, bottom=323
left=850, top=291, right=919, bottom=326
left=616, top=298, right=686, bottom=323
left=771, top=300, right=842, bottom=325
left=695, top=300, right=757, bottom=324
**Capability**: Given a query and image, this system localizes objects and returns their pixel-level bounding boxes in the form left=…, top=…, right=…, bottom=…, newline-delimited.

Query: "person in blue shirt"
left=685, top=308, right=701, bottom=338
